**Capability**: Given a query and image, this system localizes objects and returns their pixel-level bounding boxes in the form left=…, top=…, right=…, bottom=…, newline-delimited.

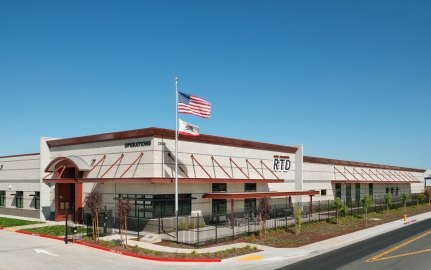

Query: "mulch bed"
left=79, top=239, right=259, bottom=260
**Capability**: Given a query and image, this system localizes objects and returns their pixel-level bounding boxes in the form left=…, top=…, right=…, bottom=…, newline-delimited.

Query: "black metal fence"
left=82, top=193, right=428, bottom=247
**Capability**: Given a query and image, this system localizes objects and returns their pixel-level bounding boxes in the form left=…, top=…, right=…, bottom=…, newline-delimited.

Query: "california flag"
left=179, top=119, right=199, bottom=136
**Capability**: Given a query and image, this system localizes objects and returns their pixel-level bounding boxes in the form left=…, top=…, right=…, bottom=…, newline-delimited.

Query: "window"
left=118, top=193, right=192, bottom=218
left=0, top=191, right=5, bottom=207
left=212, top=183, right=227, bottom=193
left=244, top=199, right=256, bottom=215
left=369, top=183, right=373, bottom=197
left=212, top=199, right=227, bottom=218
left=346, top=184, right=352, bottom=203
left=355, top=184, right=360, bottom=202
left=386, top=187, right=389, bottom=194
left=335, top=183, right=342, bottom=199
left=16, top=191, right=23, bottom=208
left=35, top=192, right=40, bottom=209
left=244, top=183, right=256, bottom=192
left=391, top=187, right=394, bottom=195
left=395, top=187, right=399, bottom=196
left=320, top=189, right=327, bottom=196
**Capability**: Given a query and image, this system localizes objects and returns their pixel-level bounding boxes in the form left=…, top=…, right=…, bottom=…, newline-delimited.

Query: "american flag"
left=178, top=91, right=212, bottom=118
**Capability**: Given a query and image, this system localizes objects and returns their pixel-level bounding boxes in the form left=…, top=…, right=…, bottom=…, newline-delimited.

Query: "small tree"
left=258, top=197, right=272, bottom=239
left=384, top=192, right=392, bottom=213
left=85, top=191, right=103, bottom=241
left=416, top=193, right=425, bottom=207
left=117, top=199, right=132, bottom=246
left=333, top=197, right=344, bottom=224
left=401, top=193, right=408, bottom=214
left=361, top=194, right=373, bottom=228
left=293, top=206, right=302, bottom=235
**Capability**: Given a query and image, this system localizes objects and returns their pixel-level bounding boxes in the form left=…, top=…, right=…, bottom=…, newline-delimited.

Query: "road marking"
left=366, top=229, right=431, bottom=263
left=35, top=249, right=59, bottom=257
left=235, top=255, right=263, bottom=262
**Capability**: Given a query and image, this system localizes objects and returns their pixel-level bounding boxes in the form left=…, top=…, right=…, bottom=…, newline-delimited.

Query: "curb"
left=15, top=230, right=64, bottom=241
left=13, top=229, right=221, bottom=263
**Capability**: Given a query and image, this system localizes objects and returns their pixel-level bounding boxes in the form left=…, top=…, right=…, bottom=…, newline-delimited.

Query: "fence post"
left=103, top=206, right=107, bottom=236
left=65, top=208, right=68, bottom=244
left=327, top=200, right=329, bottom=218
left=197, top=214, right=200, bottom=248
left=158, top=216, right=161, bottom=235
left=232, top=208, right=235, bottom=241
left=318, top=200, right=321, bottom=221
left=274, top=205, right=277, bottom=229
left=215, top=206, right=218, bottom=244
left=248, top=209, right=251, bottom=234
left=137, top=208, right=140, bottom=239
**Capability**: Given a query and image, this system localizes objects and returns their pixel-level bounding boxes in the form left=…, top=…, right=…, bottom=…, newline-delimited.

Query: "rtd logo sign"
left=273, top=155, right=291, bottom=172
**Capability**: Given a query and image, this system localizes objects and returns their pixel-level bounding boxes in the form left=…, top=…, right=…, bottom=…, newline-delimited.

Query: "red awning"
left=331, top=180, right=421, bottom=184
left=202, top=191, right=319, bottom=200
left=43, top=177, right=283, bottom=184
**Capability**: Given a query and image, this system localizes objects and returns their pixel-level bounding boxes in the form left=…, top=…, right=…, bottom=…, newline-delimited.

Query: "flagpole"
left=175, top=77, right=179, bottom=243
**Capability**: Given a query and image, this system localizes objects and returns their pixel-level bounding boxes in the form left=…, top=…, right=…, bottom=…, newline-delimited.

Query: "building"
left=0, top=127, right=426, bottom=223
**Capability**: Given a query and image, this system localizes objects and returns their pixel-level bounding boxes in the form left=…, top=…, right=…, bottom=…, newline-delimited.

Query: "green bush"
left=293, top=206, right=302, bottom=235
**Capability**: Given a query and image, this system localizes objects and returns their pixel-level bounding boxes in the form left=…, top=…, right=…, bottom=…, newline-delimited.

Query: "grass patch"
left=0, top=217, right=42, bottom=227
left=24, top=225, right=86, bottom=236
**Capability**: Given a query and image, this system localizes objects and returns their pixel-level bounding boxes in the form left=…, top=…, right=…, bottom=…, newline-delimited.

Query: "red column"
left=74, top=183, right=83, bottom=223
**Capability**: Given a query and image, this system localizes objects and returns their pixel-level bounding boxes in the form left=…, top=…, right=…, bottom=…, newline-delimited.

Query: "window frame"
left=16, top=191, right=23, bottom=208
left=0, top=190, right=5, bottom=207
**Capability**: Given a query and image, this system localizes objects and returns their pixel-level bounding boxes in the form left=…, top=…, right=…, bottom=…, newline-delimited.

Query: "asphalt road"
left=277, top=218, right=431, bottom=270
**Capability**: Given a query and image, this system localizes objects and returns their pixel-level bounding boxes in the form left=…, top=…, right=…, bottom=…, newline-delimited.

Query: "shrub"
left=416, top=193, right=425, bottom=206
left=293, top=206, right=302, bottom=235
left=333, top=197, right=345, bottom=224
left=384, top=193, right=392, bottom=212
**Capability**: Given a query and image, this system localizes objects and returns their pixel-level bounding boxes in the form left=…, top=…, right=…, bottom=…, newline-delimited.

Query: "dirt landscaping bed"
left=79, top=239, right=259, bottom=261
left=158, top=204, right=431, bottom=248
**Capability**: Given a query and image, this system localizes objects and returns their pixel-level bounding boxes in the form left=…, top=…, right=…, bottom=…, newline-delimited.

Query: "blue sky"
left=0, top=1, right=430, bottom=169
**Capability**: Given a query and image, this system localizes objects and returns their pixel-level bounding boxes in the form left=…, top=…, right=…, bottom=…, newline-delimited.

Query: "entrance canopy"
left=45, top=156, right=90, bottom=173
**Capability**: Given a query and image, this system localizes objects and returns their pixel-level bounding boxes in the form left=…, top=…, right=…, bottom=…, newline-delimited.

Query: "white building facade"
left=0, top=127, right=426, bottom=222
